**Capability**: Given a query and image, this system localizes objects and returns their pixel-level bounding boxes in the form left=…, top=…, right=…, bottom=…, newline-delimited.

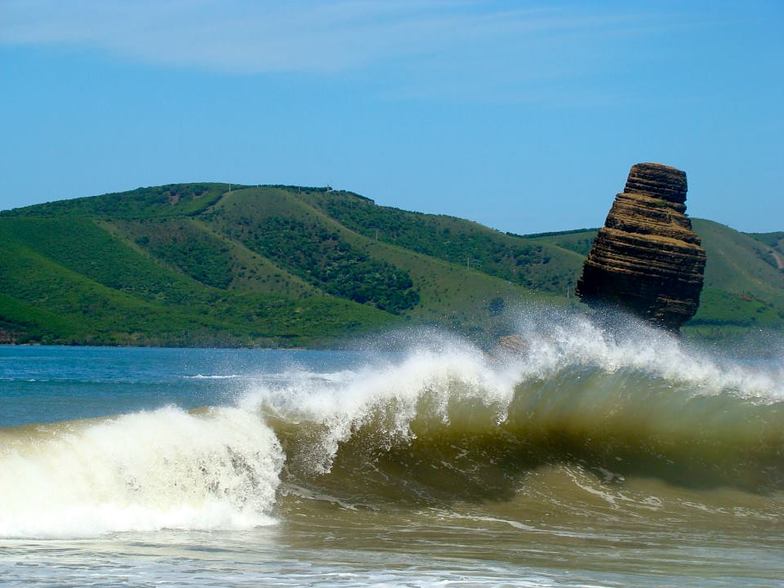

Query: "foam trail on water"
left=0, top=406, right=283, bottom=538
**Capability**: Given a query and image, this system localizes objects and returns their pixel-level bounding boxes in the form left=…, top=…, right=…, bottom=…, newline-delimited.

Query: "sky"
left=0, top=0, right=782, bottom=234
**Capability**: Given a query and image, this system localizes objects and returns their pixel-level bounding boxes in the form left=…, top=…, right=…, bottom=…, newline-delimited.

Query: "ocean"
left=1, top=312, right=783, bottom=587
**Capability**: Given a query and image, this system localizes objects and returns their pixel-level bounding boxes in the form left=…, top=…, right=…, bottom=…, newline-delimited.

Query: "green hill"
left=0, top=183, right=781, bottom=346
left=528, top=220, right=784, bottom=336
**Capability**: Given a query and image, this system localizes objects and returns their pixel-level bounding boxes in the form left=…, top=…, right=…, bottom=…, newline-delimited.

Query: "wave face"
left=1, top=311, right=783, bottom=538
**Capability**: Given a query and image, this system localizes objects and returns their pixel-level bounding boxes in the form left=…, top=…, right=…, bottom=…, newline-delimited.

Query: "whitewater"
left=1, top=311, right=783, bottom=586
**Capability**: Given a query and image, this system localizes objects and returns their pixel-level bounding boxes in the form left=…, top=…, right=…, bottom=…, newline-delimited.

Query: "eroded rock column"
left=576, top=163, right=706, bottom=331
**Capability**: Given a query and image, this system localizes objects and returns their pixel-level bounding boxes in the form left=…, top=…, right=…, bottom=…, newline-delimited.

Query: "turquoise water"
left=0, top=346, right=382, bottom=426
left=1, top=317, right=783, bottom=587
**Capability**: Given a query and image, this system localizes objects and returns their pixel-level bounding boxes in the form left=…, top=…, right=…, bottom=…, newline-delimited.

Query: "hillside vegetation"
left=0, top=183, right=781, bottom=346
left=530, top=220, right=784, bottom=336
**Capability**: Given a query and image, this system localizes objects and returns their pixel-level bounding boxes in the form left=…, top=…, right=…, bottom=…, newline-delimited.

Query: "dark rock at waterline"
left=0, top=329, right=17, bottom=344
left=576, top=162, right=706, bottom=331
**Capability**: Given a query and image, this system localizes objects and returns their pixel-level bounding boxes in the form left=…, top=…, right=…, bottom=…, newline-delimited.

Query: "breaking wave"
left=0, top=407, right=283, bottom=538
left=1, top=311, right=782, bottom=538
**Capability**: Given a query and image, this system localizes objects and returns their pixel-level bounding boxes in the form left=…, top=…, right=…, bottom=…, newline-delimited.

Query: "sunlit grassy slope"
left=0, top=183, right=781, bottom=345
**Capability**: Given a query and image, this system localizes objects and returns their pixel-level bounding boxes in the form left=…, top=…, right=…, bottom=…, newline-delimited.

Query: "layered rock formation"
left=576, top=163, right=706, bottom=331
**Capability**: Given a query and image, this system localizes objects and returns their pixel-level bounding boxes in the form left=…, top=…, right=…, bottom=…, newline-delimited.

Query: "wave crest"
left=246, top=315, right=784, bottom=499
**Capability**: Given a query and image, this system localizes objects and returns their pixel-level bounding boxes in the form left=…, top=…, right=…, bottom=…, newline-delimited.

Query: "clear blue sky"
left=1, top=0, right=782, bottom=233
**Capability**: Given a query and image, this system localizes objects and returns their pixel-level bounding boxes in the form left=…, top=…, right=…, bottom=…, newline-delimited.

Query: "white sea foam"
left=0, top=406, right=283, bottom=538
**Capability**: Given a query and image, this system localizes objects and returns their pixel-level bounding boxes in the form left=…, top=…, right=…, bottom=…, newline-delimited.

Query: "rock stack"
left=576, top=163, right=706, bottom=331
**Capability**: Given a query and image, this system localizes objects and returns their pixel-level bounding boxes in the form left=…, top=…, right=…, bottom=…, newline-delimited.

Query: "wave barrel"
left=576, top=163, right=706, bottom=331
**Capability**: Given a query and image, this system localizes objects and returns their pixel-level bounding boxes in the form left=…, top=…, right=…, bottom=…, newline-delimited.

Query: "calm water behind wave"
left=0, top=346, right=381, bottom=427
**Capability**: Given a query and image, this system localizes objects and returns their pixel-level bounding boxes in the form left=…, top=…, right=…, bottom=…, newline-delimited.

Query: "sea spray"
left=241, top=313, right=784, bottom=500
left=242, top=340, right=518, bottom=475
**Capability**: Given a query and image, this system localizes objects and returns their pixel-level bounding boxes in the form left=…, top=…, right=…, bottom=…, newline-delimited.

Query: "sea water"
left=1, top=312, right=783, bottom=586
